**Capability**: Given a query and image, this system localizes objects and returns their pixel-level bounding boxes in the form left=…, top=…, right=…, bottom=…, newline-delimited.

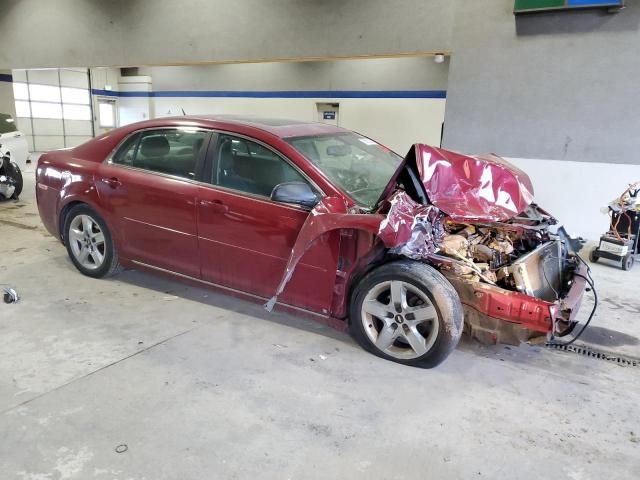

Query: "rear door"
left=196, top=133, right=339, bottom=314
left=96, top=127, right=210, bottom=277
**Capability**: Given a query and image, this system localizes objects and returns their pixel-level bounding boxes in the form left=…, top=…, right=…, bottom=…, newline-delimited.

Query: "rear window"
left=0, top=113, right=18, bottom=135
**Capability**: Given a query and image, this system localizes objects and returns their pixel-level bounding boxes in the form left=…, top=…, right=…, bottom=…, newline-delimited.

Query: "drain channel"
left=546, top=342, right=640, bottom=367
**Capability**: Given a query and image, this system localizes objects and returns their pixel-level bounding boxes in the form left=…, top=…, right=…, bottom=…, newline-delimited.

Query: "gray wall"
left=140, top=57, right=450, bottom=91
left=442, top=0, right=640, bottom=164
left=0, top=0, right=453, bottom=68
left=4, top=0, right=640, bottom=165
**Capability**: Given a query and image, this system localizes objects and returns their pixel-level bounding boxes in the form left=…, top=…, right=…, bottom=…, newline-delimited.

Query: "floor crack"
left=1, top=326, right=197, bottom=415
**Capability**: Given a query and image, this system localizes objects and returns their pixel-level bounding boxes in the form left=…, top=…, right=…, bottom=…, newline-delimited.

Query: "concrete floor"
left=1, top=171, right=639, bottom=480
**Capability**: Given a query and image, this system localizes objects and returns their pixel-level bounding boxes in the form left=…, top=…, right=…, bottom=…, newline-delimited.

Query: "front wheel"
left=349, top=260, right=463, bottom=368
left=63, top=205, right=121, bottom=278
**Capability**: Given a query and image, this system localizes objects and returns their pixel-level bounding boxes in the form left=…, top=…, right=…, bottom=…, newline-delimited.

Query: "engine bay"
left=436, top=205, right=578, bottom=302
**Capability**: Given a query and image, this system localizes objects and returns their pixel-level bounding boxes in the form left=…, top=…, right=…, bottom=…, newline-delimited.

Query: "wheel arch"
left=58, top=200, right=87, bottom=243
left=58, top=198, right=117, bottom=248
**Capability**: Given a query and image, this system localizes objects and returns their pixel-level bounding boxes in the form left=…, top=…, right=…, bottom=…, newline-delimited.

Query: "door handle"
left=199, top=199, right=229, bottom=213
left=101, top=177, right=122, bottom=189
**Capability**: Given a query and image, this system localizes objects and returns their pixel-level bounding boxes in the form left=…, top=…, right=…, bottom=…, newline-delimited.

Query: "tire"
left=8, top=162, right=23, bottom=198
left=589, top=249, right=599, bottom=263
left=63, top=204, right=121, bottom=278
left=622, top=254, right=634, bottom=271
left=349, top=260, right=463, bottom=368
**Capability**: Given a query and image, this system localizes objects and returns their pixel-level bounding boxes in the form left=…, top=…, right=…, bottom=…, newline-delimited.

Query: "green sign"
left=516, top=0, right=564, bottom=10
left=515, top=0, right=624, bottom=13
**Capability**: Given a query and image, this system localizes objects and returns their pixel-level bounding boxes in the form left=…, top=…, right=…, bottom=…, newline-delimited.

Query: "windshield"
left=287, top=132, right=402, bottom=208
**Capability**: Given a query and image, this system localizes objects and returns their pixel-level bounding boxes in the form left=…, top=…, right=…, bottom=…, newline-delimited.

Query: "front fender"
left=265, top=196, right=383, bottom=311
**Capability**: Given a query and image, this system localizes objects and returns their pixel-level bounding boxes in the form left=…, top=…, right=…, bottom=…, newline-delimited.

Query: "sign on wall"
left=514, top=0, right=625, bottom=14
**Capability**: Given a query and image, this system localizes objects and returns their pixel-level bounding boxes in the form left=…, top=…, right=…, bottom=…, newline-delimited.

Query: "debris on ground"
left=2, top=285, right=19, bottom=304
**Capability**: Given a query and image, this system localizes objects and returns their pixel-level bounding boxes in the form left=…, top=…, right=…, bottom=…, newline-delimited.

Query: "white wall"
left=507, top=157, right=640, bottom=241
left=141, top=58, right=448, bottom=152
left=142, top=58, right=449, bottom=92
left=153, top=97, right=445, bottom=153
left=117, top=76, right=153, bottom=126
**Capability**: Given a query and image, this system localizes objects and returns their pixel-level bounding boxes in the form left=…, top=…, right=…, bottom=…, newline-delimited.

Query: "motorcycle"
left=0, top=143, right=23, bottom=200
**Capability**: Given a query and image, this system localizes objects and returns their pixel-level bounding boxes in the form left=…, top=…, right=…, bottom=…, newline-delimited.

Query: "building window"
left=12, top=68, right=94, bottom=151
left=98, top=100, right=116, bottom=128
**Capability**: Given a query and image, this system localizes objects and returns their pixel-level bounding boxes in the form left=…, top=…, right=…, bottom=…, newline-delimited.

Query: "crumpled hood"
left=396, top=144, right=535, bottom=222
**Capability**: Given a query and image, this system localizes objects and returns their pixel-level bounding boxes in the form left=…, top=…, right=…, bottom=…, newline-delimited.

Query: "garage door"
left=12, top=68, right=94, bottom=152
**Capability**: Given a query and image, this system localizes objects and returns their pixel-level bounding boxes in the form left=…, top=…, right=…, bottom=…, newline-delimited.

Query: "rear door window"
left=112, top=128, right=209, bottom=180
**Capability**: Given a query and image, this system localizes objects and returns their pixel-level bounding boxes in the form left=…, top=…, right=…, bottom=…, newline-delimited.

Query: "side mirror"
left=270, top=182, right=320, bottom=209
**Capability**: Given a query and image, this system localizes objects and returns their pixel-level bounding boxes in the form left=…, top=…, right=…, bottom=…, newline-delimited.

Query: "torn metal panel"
left=265, top=196, right=382, bottom=311
left=377, top=191, right=445, bottom=259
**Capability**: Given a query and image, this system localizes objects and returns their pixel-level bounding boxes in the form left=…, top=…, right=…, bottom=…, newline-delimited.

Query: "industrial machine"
left=591, top=183, right=640, bottom=270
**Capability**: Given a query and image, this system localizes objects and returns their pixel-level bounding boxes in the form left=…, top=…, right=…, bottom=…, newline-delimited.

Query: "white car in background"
left=0, top=113, right=27, bottom=200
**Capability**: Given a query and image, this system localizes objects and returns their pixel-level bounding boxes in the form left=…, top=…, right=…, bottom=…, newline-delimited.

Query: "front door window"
left=211, top=134, right=310, bottom=198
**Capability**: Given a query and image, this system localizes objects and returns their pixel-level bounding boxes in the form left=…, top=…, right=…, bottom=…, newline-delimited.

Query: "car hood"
left=379, top=144, right=535, bottom=222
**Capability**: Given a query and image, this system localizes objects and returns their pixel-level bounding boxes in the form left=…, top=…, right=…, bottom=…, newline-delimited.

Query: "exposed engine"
left=436, top=205, right=577, bottom=302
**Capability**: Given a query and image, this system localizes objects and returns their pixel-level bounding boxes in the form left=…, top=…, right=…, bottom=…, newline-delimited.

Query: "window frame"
left=202, top=131, right=324, bottom=208
left=107, top=127, right=213, bottom=183
left=106, top=127, right=325, bottom=210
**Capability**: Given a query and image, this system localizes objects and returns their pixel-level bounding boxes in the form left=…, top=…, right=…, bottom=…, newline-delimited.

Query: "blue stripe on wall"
left=91, top=89, right=446, bottom=99
left=0, top=73, right=13, bottom=83
left=568, top=0, right=622, bottom=5
left=92, top=89, right=119, bottom=97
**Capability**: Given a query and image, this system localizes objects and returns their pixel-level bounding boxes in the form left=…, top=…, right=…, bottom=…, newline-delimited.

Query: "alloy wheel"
left=361, top=280, right=440, bottom=360
left=68, top=214, right=106, bottom=270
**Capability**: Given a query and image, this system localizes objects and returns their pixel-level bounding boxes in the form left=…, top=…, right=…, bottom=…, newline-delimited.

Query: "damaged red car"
left=36, top=116, right=590, bottom=367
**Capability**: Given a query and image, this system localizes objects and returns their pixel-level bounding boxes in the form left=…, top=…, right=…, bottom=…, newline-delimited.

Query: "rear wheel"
left=589, top=249, right=599, bottom=263
left=349, top=260, right=463, bottom=368
left=623, top=254, right=634, bottom=271
left=63, top=205, right=121, bottom=278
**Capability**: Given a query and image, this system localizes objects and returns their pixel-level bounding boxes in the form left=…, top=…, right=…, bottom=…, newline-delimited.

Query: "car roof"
left=153, top=114, right=348, bottom=139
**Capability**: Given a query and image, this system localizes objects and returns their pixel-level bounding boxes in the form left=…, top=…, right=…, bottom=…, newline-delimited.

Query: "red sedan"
left=36, top=116, right=590, bottom=367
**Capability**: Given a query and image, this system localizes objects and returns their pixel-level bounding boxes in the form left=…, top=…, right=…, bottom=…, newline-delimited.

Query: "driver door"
left=196, top=133, right=340, bottom=314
